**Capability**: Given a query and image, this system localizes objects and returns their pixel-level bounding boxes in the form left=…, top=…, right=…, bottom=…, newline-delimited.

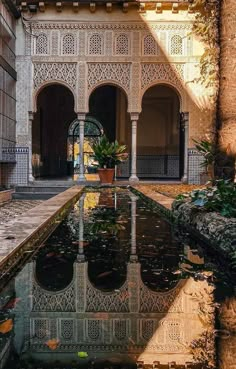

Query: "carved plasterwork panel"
left=87, top=62, right=131, bottom=93
left=141, top=63, right=184, bottom=90
left=114, top=33, right=130, bottom=55
left=30, top=22, right=192, bottom=32
left=33, top=62, right=77, bottom=90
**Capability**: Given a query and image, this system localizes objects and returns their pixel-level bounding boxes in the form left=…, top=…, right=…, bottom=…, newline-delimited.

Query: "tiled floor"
left=0, top=200, right=43, bottom=225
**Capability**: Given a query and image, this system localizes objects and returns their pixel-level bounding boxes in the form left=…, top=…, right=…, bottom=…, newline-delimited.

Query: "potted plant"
left=193, top=138, right=216, bottom=184
left=92, top=136, right=128, bottom=184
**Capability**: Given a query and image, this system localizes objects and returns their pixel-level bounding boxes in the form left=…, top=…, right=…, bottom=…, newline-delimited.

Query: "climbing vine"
left=191, top=0, right=220, bottom=92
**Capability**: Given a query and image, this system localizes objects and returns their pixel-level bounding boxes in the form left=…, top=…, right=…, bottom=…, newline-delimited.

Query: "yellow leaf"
left=45, top=339, right=60, bottom=350
left=0, top=319, right=13, bottom=334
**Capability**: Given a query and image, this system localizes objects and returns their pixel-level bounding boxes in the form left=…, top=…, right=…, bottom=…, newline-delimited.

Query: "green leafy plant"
left=189, top=179, right=236, bottom=217
left=193, top=139, right=216, bottom=170
left=92, top=136, right=128, bottom=169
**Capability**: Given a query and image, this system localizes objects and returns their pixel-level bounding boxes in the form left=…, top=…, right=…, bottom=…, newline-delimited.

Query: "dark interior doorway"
left=138, top=84, right=181, bottom=178
left=32, top=84, right=76, bottom=178
left=88, top=85, right=130, bottom=178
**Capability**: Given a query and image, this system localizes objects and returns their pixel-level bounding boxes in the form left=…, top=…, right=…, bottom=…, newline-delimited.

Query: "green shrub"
left=176, top=179, right=236, bottom=218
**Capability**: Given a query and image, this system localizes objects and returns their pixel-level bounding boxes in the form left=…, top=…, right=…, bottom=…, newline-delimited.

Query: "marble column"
left=129, top=113, right=139, bottom=183
left=77, top=113, right=86, bottom=181
left=28, top=111, right=35, bottom=183
left=130, top=194, right=138, bottom=262
left=77, top=194, right=85, bottom=262
left=181, top=112, right=189, bottom=183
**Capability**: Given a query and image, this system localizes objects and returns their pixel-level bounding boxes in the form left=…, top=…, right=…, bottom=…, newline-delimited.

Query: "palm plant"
left=92, top=136, right=128, bottom=169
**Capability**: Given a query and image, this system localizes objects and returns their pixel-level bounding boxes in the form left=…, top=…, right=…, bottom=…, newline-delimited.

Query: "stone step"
left=12, top=192, right=59, bottom=200
left=15, top=186, right=70, bottom=193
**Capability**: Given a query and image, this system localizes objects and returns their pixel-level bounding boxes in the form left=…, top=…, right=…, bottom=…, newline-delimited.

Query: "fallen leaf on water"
left=97, top=271, right=112, bottom=279
left=45, top=252, right=56, bottom=258
left=0, top=319, right=13, bottom=334
left=45, top=339, right=60, bottom=350
left=77, top=351, right=88, bottom=358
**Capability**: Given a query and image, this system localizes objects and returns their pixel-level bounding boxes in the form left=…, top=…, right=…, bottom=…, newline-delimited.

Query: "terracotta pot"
left=98, top=168, right=115, bottom=184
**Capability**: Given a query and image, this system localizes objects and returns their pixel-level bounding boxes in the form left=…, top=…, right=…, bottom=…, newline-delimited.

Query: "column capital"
left=130, top=112, right=140, bottom=121
left=181, top=111, right=189, bottom=127
left=77, top=113, right=87, bottom=121
left=28, top=111, right=34, bottom=121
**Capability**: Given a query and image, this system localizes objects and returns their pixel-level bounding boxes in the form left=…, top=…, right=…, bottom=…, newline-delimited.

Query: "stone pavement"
left=0, top=200, right=43, bottom=225
left=0, top=186, right=84, bottom=274
left=133, top=184, right=174, bottom=210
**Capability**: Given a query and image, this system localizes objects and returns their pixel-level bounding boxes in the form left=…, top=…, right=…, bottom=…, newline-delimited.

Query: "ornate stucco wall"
left=13, top=2, right=217, bottom=184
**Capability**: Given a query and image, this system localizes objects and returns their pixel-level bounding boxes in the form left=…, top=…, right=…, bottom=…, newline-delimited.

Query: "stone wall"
left=172, top=200, right=236, bottom=267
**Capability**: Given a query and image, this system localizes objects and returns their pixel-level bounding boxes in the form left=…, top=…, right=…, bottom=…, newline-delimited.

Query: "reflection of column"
left=28, top=111, right=35, bottom=182
left=181, top=112, right=189, bottom=183
left=78, top=113, right=86, bottom=181
left=130, top=194, right=138, bottom=262
left=129, top=113, right=139, bottom=183
left=77, top=194, right=85, bottom=261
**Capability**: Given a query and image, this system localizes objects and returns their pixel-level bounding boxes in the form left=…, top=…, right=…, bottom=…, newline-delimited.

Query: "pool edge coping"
left=0, top=185, right=84, bottom=279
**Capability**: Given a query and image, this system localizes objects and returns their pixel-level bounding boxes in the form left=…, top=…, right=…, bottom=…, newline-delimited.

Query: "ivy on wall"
left=191, top=0, right=220, bottom=92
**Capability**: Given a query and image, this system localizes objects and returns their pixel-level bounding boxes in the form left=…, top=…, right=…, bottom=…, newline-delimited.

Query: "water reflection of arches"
left=67, top=116, right=103, bottom=176
left=13, top=259, right=210, bottom=367
left=35, top=254, right=74, bottom=292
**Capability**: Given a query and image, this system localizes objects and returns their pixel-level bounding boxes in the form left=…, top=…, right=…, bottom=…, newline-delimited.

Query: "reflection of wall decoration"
left=140, top=282, right=183, bottom=313
left=33, top=62, right=77, bottom=90
left=113, top=319, right=128, bottom=341
left=141, top=63, right=184, bottom=90
left=87, top=320, right=102, bottom=341
left=141, top=319, right=155, bottom=341
left=87, top=63, right=131, bottom=91
left=32, top=283, right=76, bottom=312
left=86, top=280, right=129, bottom=312
left=61, top=319, right=74, bottom=340
left=34, top=319, right=49, bottom=339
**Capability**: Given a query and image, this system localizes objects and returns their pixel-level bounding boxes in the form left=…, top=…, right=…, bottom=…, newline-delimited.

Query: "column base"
left=28, top=174, right=35, bottom=183
left=77, top=254, right=85, bottom=262
left=181, top=174, right=188, bottom=184
left=78, top=175, right=86, bottom=182
left=129, top=175, right=139, bottom=183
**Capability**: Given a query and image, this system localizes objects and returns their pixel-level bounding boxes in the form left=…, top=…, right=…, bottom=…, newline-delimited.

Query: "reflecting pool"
left=0, top=188, right=235, bottom=369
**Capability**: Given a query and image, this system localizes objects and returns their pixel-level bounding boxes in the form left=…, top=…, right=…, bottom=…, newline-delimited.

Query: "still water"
left=0, top=188, right=235, bottom=369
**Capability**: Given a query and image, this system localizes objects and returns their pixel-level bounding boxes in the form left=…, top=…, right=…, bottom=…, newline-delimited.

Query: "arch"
left=139, top=83, right=183, bottom=179
left=68, top=116, right=104, bottom=137
left=32, top=83, right=76, bottom=179
left=141, top=81, right=184, bottom=112
left=89, top=33, right=103, bottom=55
left=36, top=33, right=48, bottom=55
left=62, top=33, right=75, bottom=55
left=143, top=34, right=158, bottom=55
left=34, top=256, right=74, bottom=292
left=33, top=80, right=76, bottom=113
left=170, top=34, right=183, bottom=55
left=115, top=33, right=129, bottom=55
left=87, top=81, right=130, bottom=112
